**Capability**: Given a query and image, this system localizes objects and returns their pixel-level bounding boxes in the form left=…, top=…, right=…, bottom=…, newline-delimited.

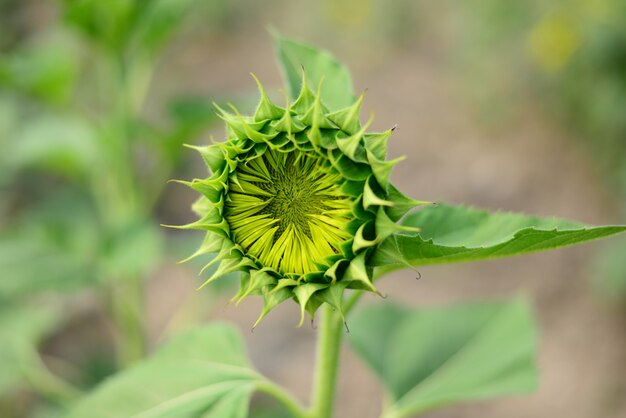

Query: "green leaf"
left=10, top=113, right=98, bottom=180
left=168, top=96, right=220, bottom=129
left=0, top=304, right=61, bottom=393
left=165, top=96, right=221, bottom=154
left=0, top=31, right=79, bottom=105
left=0, top=189, right=99, bottom=298
left=371, top=204, right=626, bottom=271
left=348, top=299, right=537, bottom=418
left=130, top=0, right=196, bottom=53
left=60, top=0, right=194, bottom=53
left=0, top=235, right=92, bottom=299
left=100, top=218, right=164, bottom=280
left=65, top=324, right=261, bottom=418
left=60, top=0, right=137, bottom=50
left=273, top=33, right=355, bottom=111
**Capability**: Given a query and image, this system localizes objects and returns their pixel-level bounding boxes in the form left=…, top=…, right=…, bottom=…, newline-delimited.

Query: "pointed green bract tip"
left=178, top=71, right=424, bottom=326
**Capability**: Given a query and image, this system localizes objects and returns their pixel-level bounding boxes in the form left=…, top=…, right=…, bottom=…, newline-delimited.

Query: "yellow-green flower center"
left=225, top=150, right=352, bottom=275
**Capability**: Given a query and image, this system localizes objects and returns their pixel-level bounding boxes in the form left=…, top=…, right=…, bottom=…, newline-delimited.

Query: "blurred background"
left=1, top=0, right=625, bottom=417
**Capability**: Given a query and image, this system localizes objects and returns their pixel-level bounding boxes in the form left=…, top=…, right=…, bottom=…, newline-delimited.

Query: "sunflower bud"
left=180, top=73, right=424, bottom=326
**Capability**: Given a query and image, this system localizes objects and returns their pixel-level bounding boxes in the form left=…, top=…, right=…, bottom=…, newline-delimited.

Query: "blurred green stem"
left=110, top=276, right=146, bottom=366
left=101, top=53, right=154, bottom=368
left=309, top=304, right=344, bottom=418
left=257, top=380, right=308, bottom=418
left=18, top=344, right=82, bottom=407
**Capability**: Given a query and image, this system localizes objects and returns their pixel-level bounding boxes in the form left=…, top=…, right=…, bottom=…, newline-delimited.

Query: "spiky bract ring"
left=179, top=74, right=422, bottom=326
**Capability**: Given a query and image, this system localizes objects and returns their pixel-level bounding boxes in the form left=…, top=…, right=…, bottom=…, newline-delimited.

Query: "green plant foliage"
left=168, top=96, right=221, bottom=137
left=8, top=113, right=98, bottom=180
left=59, top=0, right=193, bottom=53
left=371, top=204, right=626, bottom=271
left=0, top=235, right=91, bottom=299
left=101, top=218, right=165, bottom=281
left=349, top=299, right=537, bottom=418
left=65, top=324, right=261, bottom=418
left=2, top=17, right=625, bottom=418
left=273, top=32, right=355, bottom=111
left=0, top=31, right=79, bottom=105
left=0, top=0, right=223, bottom=413
left=0, top=304, right=61, bottom=393
left=0, top=190, right=99, bottom=299
left=126, top=0, right=197, bottom=53
left=0, top=190, right=163, bottom=300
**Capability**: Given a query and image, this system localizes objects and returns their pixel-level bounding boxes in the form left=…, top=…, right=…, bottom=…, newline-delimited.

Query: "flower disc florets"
left=225, top=149, right=352, bottom=275
left=181, top=73, right=421, bottom=326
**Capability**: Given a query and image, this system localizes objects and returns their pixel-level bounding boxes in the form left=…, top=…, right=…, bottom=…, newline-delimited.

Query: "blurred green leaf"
left=168, top=96, right=219, bottom=129
left=164, top=96, right=220, bottom=155
left=0, top=95, right=19, bottom=190
left=371, top=204, right=626, bottom=271
left=249, top=406, right=292, bottom=418
left=0, top=189, right=99, bottom=298
left=60, top=0, right=195, bottom=54
left=59, top=0, right=138, bottom=50
left=0, top=31, right=79, bottom=105
left=100, top=218, right=164, bottom=280
left=32, top=406, right=64, bottom=418
left=273, top=33, right=355, bottom=111
left=0, top=189, right=164, bottom=298
left=0, top=304, right=61, bottom=393
left=10, top=113, right=98, bottom=180
left=0, top=235, right=93, bottom=299
left=348, top=299, right=537, bottom=418
left=130, top=0, right=196, bottom=53
left=65, top=324, right=261, bottom=418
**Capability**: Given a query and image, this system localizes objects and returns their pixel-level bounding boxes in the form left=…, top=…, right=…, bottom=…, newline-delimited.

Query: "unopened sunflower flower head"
left=179, top=72, right=425, bottom=327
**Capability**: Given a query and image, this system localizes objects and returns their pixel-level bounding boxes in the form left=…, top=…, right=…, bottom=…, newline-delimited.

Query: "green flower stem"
left=309, top=303, right=344, bottom=418
left=257, top=380, right=309, bottom=418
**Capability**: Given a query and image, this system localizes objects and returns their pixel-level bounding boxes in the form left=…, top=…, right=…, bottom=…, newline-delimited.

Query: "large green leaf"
left=273, top=33, right=355, bottom=111
left=65, top=324, right=261, bottom=418
left=371, top=204, right=626, bottom=271
left=348, top=299, right=537, bottom=418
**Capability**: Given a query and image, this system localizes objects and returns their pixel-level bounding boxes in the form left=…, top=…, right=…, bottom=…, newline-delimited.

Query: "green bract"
left=180, top=73, right=425, bottom=326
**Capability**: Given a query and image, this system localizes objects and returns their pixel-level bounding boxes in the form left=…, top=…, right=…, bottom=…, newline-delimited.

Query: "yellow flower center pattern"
left=225, top=149, right=352, bottom=275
